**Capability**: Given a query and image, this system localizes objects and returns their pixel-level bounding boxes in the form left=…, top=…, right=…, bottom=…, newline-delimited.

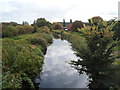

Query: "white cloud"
left=0, top=0, right=119, bottom=24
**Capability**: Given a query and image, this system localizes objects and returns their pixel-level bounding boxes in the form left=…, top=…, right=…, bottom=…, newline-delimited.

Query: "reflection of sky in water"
left=36, top=39, right=88, bottom=88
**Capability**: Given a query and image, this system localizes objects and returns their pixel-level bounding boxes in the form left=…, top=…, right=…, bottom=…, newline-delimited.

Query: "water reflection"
left=35, top=39, right=88, bottom=88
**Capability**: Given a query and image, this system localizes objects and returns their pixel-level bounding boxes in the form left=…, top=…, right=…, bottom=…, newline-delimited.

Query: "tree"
left=23, top=25, right=34, bottom=33
left=112, top=20, right=120, bottom=40
left=2, top=22, right=18, bottom=30
left=88, top=16, right=103, bottom=26
left=34, top=18, right=51, bottom=29
left=71, top=19, right=118, bottom=89
left=70, top=20, right=84, bottom=32
left=22, top=21, right=29, bottom=25
left=10, top=22, right=18, bottom=26
left=52, top=22, right=62, bottom=30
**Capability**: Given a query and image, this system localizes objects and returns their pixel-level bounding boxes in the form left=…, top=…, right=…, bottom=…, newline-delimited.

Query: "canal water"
left=35, top=38, right=88, bottom=88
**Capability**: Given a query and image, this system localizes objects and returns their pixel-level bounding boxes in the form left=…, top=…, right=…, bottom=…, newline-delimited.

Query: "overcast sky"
left=0, top=0, right=119, bottom=24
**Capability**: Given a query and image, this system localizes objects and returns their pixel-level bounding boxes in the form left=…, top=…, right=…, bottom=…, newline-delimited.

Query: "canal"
left=35, top=38, right=88, bottom=88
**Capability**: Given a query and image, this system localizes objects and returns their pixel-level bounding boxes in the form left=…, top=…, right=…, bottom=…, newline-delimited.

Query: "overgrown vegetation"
left=2, top=25, right=35, bottom=38
left=2, top=16, right=120, bottom=89
left=69, top=21, right=84, bottom=32
left=2, top=31, right=53, bottom=89
left=36, top=26, right=50, bottom=34
left=2, top=25, right=19, bottom=37
left=2, top=18, right=52, bottom=38
left=53, top=17, right=120, bottom=89
left=16, top=25, right=34, bottom=34
left=52, top=22, right=62, bottom=30
left=2, top=18, right=54, bottom=89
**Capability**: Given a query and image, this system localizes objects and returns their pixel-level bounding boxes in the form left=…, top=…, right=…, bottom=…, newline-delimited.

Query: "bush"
left=37, top=26, right=50, bottom=33
left=61, top=31, right=87, bottom=53
left=23, top=25, right=34, bottom=34
left=16, top=25, right=34, bottom=34
left=26, top=37, right=47, bottom=54
left=70, top=21, right=84, bottom=32
left=38, top=33, right=53, bottom=43
left=52, top=22, right=62, bottom=30
left=2, top=32, right=53, bottom=89
left=16, top=25, right=24, bottom=34
left=25, top=33, right=53, bottom=54
left=2, top=29, right=53, bottom=89
left=2, top=38, right=44, bottom=89
left=2, top=25, right=18, bottom=37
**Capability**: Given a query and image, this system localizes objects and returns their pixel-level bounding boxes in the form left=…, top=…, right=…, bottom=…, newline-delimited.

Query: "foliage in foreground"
left=2, top=32, right=53, bottom=89
left=59, top=19, right=119, bottom=89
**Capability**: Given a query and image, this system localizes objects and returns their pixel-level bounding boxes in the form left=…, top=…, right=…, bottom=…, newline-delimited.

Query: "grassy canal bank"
left=53, top=30, right=120, bottom=89
left=2, top=32, right=53, bottom=89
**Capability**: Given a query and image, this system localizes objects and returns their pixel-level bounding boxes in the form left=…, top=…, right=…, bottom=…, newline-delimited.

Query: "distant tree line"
left=1, top=18, right=52, bottom=37
left=1, top=17, right=119, bottom=40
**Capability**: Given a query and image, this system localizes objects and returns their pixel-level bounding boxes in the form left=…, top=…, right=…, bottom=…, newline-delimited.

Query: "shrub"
left=2, top=25, right=18, bottom=37
left=16, top=25, right=25, bottom=34
left=16, top=25, right=34, bottom=34
left=38, top=33, right=53, bottom=43
left=26, top=37, right=47, bottom=54
left=25, top=33, right=53, bottom=54
left=2, top=38, right=44, bottom=89
left=37, top=26, right=50, bottom=33
left=70, top=21, right=84, bottom=32
left=52, top=22, right=62, bottom=30
left=23, top=25, right=34, bottom=34
left=61, top=31, right=87, bottom=52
